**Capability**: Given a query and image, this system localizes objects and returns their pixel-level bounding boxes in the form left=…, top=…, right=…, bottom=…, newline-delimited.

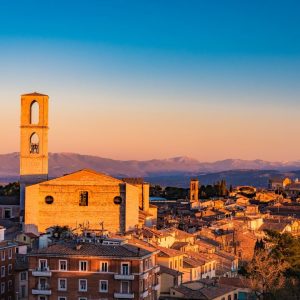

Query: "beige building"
left=25, top=169, right=143, bottom=233
left=21, top=92, right=157, bottom=234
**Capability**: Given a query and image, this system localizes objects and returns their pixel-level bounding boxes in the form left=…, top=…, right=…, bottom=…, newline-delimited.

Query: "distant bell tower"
left=189, top=178, right=199, bottom=203
left=20, top=92, right=49, bottom=210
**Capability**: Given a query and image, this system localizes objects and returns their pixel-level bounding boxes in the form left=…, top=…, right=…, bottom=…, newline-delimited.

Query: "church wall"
left=24, top=184, right=40, bottom=233
left=125, top=184, right=139, bottom=231
left=37, top=184, right=125, bottom=232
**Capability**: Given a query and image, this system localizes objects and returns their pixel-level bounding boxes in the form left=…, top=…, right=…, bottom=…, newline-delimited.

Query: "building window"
left=58, top=297, right=67, bottom=300
left=30, top=132, right=40, bottom=154
left=21, top=285, right=26, bottom=298
left=39, top=259, right=48, bottom=270
left=100, top=261, right=108, bottom=272
left=58, top=278, right=67, bottom=291
left=8, top=264, right=12, bottom=274
left=30, top=100, right=39, bottom=124
left=38, top=297, right=47, bottom=300
left=8, top=280, right=12, bottom=291
left=121, top=262, right=130, bottom=275
left=1, top=282, right=5, bottom=294
left=79, top=191, right=89, bottom=206
left=59, top=260, right=68, bottom=271
left=1, top=251, right=5, bottom=261
left=3, top=208, right=11, bottom=219
left=121, top=281, right=129, bottom=294
left=1, top=266, right=5, bottom=277
left=79, top=261, right=88, bottom=271
left=99, top=280, right=108, bottom=292
left=114, top=196, right=122, bottom=204
left=78, top=279, right=87, bottom=292
left=21, top=271, right=27, bottom=280
left=45, top=195, right=54, bottom=204
left=8, top=248, right=12, bottom=259
left=78, top=298, right=87, bottom=300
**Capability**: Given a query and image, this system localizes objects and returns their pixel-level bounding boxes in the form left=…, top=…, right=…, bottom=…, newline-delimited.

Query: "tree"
left=0, top=182, right=20, bottom=196
left=246, top=231, right=300, bottom=299
left=220, top=179, right=227, bottom=196
left=246, top=249, right=289, bottom=299
left=264, top=230, right=300, bottom=279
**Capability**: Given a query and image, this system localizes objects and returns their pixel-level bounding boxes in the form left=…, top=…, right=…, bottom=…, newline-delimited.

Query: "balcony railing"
left=141, top=290, right=149, bottom=298
left=114, top=273, right=135, bottom=280
left=153, top=265, right=160, bottom=273
left=140, top=272, right=149, bottom=280
left=32, top=284, right=52, bottom=295
left=32, top=267, right=52, bottom=277
left=114, top=292, right=134, bottom=299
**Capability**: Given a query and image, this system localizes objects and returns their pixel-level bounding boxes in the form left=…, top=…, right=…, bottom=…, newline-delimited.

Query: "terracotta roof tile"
left=29, top=241, right=153, bottom=258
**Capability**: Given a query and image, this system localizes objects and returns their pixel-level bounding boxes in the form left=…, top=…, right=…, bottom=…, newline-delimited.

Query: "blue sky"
left=0, top=1, right=299, bottom=161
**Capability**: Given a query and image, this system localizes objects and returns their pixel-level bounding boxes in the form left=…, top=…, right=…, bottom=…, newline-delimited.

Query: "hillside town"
left=0, top=93, right=299, bottom=299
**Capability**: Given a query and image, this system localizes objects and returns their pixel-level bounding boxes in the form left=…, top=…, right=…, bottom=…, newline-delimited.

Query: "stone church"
left=20, top=92, right=157, bottom=233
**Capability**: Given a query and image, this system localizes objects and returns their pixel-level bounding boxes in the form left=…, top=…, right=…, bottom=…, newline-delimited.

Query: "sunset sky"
left=0, top=1, right=299, bottom=161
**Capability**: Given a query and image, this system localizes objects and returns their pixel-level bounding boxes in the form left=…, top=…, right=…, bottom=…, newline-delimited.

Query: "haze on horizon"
left=0, top=1, right=299, bottom=162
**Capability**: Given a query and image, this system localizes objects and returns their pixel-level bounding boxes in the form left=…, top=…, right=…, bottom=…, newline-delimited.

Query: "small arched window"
left=30, top=133, right=39, bottom=154
left=30, top=101, right=39, bottom=125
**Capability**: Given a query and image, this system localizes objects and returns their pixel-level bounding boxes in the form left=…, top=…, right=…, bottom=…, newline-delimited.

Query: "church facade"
left=21, top=93, right=157, bottom=233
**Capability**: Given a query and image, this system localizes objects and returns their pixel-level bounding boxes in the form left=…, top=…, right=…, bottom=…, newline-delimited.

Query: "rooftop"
left=21, top=92, right=48, bottom=97
left=29, top=240, right=154, bottom=259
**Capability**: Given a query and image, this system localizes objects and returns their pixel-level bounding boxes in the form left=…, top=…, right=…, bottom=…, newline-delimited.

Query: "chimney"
left=0, top=227, right=5, bottom=242
left=75, top=244, right=82, bottom=250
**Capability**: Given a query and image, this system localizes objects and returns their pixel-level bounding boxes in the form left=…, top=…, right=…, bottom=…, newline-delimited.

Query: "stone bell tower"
left=20, top=92, right=49, bottom=210
left=189, top=178, right=199, bottom=203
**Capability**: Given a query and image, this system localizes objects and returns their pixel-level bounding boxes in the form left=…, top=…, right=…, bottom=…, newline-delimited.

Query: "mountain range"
left=1, top=152, right=300, bottom=187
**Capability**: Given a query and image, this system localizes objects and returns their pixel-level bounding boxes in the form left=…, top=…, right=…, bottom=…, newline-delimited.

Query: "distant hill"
left=1, top=152, right=300, bottom=187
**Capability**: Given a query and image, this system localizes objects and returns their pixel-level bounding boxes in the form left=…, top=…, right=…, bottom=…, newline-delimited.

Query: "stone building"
left=20, top=93, right=49, bottom=211
left=21, top=93, right=157, bottom=234
left=25, top=169, right=141, bottom=234
left=189, top=179, right=199, bottom=203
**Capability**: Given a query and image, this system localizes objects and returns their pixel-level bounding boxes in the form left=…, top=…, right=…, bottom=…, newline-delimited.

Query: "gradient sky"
left=0, top=0, right=300, bottom=161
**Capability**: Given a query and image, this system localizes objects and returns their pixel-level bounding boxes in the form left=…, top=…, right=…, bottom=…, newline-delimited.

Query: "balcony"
left=114, top=292, right=134, bottom=299
left=32, top=284, right=52, bottom=295
left=32, top=267, right=52, bottom=277
left=114, top=274, right=135, bottom=280
left=140, top=272, right=149, bottom=280
left=141, top=290, right=149, bottom=298
left=153, top=265, right=160, bottom=273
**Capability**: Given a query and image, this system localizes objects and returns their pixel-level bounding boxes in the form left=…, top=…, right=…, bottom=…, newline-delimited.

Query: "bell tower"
left=189, top=178, right=199, bottom=203
left=20, top=92, right=49, bottom=210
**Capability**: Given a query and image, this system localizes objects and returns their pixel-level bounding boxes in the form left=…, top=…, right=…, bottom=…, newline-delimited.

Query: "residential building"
left=28, top=238, right=160, bottom=300
left=0, top=240, right=17, bottom=300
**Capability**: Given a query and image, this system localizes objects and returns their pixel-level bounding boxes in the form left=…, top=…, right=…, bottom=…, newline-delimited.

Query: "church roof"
left=35, top=168, right=125, bottom=186
left=21, top=92, right=48, bottom=97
